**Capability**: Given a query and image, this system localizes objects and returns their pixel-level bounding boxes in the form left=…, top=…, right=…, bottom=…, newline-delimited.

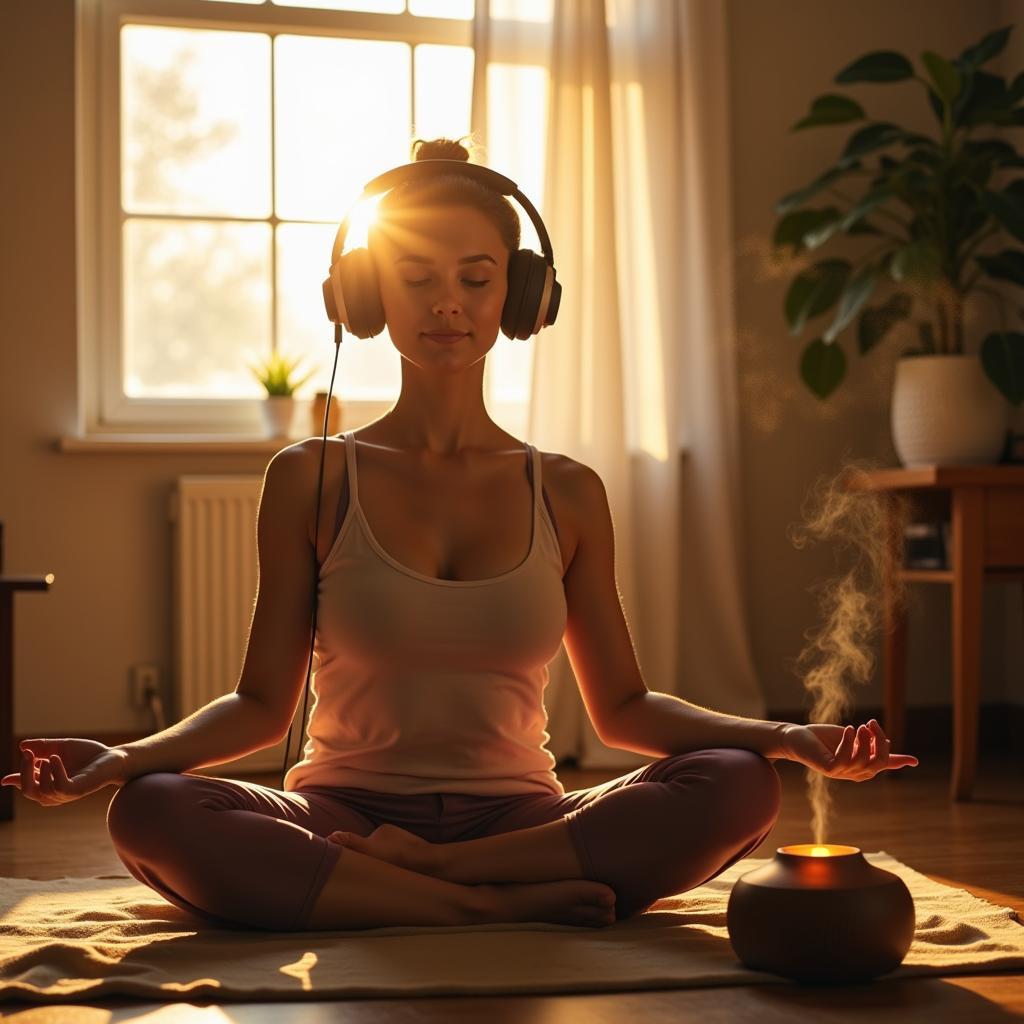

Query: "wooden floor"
left=1, top=748, right=1021, bottom=1020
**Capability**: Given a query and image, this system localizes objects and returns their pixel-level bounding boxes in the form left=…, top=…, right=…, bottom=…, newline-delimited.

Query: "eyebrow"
left=393, top=253, right=498, bottom=266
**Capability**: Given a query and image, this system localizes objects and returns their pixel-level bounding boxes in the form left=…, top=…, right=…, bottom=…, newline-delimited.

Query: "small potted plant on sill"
left=774, top=23, right=1024, bottom=466
left=247, top=351, right=317, bottom=438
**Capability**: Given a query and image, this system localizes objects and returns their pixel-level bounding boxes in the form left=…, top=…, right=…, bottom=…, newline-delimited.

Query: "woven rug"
left=1, top=851, right=1021, bottom=1003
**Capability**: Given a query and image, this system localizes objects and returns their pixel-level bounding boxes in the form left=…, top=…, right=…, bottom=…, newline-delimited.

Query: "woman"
left=3, top=137, right=918, bottom=933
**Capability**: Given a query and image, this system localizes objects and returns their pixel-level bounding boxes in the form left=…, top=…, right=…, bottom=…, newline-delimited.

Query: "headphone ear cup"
left=337, top=247, right=386, bottom=339
left=503, top=249, right=552, bottom=340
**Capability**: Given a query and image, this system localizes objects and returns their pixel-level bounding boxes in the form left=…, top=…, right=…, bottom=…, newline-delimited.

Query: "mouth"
left=422, top=331, right=468, bottom=342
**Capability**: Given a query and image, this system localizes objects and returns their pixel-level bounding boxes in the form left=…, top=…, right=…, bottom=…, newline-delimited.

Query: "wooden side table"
left=842, top=466, right=1024, bottom=802
left=0, top=522, right=55, bottom=822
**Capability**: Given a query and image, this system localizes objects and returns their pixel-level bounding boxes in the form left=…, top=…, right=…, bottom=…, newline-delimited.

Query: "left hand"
left=778, top=719, right=919, bottom=781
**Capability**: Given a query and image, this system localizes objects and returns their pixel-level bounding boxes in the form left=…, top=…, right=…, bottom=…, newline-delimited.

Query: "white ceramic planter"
left=260, top=395, right=297, bottom=437
left=891, top=354, right=1010, bottom=467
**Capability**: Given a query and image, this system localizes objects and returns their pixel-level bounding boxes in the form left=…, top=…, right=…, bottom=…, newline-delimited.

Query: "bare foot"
left=327, top=824, right=438, bottom=876
left=479, top=879, right=618, bottom=928
left=326, top=825, right=619, bottom=926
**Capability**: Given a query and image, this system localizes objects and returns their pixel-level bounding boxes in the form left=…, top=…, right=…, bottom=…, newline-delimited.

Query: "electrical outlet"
left=130, top=664, right=160, bottom=708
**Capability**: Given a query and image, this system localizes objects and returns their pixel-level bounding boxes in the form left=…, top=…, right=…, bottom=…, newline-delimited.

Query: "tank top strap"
left=529, top=441, right=544, bottom=504
left=344, top=430, right=359, bottom=506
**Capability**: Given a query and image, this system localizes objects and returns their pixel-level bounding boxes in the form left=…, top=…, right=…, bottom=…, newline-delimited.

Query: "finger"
left=866, top=719, right=891, bottom=771
left=852, top=725, right=873, bottom=769
left=51, top=754, right=76, bottom=794
left=0, top=773, right=21, bottom=788
left=889, top=754, right=920, bottom=768
left=22, top=749, right=40, bottom=801
left=38, top=759, right=55, bottom=799
left=834, top=725, right=855, bottom=764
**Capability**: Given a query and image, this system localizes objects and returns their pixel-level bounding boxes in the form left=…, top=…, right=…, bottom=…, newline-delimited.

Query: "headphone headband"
left=330, top=158, right=554, bottom=267
left=323, top=156, right=560, bottom=341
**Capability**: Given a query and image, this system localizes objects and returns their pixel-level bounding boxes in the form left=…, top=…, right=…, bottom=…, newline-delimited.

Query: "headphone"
left=279, top=158, right=562, bottom=789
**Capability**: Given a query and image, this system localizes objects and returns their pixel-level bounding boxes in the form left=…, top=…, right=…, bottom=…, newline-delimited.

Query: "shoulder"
left=540, top=450, right=605, bottom=507
left=538, top=450, right=609, bottom=563
left=270, top=438, right=348, bottom=540
left=276, top=436, right=347, bottom=476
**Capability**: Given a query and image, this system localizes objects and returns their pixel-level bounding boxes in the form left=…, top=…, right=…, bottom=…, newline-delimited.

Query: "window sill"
left=57, top=432, right=316, bottom=454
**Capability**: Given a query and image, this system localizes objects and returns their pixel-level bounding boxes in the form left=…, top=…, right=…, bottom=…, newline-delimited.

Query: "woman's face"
left=371, top=204, right=510, bottom=365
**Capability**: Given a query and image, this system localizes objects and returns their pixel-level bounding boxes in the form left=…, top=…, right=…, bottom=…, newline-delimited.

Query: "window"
left=78, top=0, right=551, bottom=437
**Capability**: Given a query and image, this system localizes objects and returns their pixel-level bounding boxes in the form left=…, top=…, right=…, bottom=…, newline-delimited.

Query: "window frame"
left=76, top=0, right=486, bottom=438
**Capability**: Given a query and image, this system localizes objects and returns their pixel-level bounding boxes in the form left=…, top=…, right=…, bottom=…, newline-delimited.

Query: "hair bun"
left=411, top=136, right=472, bottom=162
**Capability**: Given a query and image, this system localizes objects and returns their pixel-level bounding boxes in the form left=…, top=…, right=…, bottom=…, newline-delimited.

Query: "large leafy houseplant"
left=775, top=23, right=1024, bottom=406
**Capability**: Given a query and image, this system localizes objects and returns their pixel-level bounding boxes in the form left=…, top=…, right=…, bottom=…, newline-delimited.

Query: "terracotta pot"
left=726, top=844, right=915, bottom=983
left=310, top=390, right=342, bottom=436
left=891, top=354, right=1010, bottom=466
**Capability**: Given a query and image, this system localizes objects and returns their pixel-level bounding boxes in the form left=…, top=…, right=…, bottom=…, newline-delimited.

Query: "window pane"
left=123, top=218, right=272, bottom=397
left=409, top=0, right=472, bottom=18
left=272, top=0, right=403, bottom=12
left=278, top=222, right=401, bottom=399
left=490, top=0, right=551, bottom=21
left=275, top=35, right=411, bottom=223
left=121, top=25, right=271, bottom=218
left=414, top=44, right=473, bottom=140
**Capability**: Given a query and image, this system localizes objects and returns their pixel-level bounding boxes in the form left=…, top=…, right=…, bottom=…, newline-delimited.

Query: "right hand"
left=1, top=738, right=132, bottom=805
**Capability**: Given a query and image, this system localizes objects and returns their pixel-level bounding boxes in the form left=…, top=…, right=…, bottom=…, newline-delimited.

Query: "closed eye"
left=404, top=279, right=490, bottom=288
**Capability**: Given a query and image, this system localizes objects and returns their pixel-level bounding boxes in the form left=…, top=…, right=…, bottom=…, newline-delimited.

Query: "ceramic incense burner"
left=726, top=844, right=915, bottom=983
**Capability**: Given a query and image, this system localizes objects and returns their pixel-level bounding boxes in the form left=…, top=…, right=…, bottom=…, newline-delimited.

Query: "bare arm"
left=114, top=693, right=282, bottom=780
left=116, top=441, right=320, bottom=782
left=605, top=691, right=790, bottom=761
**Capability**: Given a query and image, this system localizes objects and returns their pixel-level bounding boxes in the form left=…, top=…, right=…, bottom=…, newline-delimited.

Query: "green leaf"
left=921, top=51, right=962, bottom=105
left=979, top=330, right=1024, bottom=404
left=958, top=70, right=1014, bottom=126
left=857, top=291, right=914, bottom=355
left=824, top=263, right=882, bottom=342
left=1008, top=70, right=1024, bottom=105
left=835, top=50, right=914, bottom=84
left=959, top=25, right=1013, bottom=69
left=800, top=338, right=847, bottom=399
left=784, top=259, right=852, bottom=335
left=791, top=93, right=866, bottom=130
left=890, top=240, right=943, bottom=283
left=772, top=207, right=842, bottom=254
left=775, top=163, right=862, bottom=216
left=838, top=122, right=905, bottom=166
left=978, top=184, right=1024, bottom=244
left=976, top=249, right=1024, bottom=287
left=836, top=186, right=897, bottom=232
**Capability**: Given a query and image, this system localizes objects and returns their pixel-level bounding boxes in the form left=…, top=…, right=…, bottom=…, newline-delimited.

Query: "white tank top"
left=283, top=431, right=569, bottom=796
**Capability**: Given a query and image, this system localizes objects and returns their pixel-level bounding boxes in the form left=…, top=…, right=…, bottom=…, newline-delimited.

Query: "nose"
left=431, top=294, right=462, bottom=317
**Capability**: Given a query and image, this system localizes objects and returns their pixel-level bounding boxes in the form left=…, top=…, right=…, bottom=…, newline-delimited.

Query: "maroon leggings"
left=106, top=747, right=781, bottom=931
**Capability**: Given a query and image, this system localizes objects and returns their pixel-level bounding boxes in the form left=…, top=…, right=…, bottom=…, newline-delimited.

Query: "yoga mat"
left=1, top=852, right=1021, bottom=1002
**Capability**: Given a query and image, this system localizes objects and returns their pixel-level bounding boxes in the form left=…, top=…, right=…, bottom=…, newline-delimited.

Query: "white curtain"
left=472, top=0, right=767, bottom=769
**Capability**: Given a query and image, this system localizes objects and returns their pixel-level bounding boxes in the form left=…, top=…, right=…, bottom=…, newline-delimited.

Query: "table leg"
left=951, top=487, right=984, bottom=802
left=0, top=586, right=11, bottom=822
left=882, top=493, right=908, bottom=755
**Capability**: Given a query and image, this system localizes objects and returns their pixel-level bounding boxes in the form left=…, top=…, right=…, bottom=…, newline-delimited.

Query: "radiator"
left=169, top=475, right=298, bottom=776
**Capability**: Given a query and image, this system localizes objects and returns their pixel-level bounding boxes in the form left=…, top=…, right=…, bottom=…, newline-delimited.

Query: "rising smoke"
left=786, top=461, right=913, bottom=843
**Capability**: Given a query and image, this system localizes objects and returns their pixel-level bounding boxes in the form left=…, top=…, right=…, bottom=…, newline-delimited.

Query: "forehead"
left=373, top=204, right=505, bottom=260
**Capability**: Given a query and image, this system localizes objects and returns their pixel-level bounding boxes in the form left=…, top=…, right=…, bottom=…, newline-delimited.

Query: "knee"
left=711, top=748, right=782, bottom=832
left=106, top=773, right=187, bottom=850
